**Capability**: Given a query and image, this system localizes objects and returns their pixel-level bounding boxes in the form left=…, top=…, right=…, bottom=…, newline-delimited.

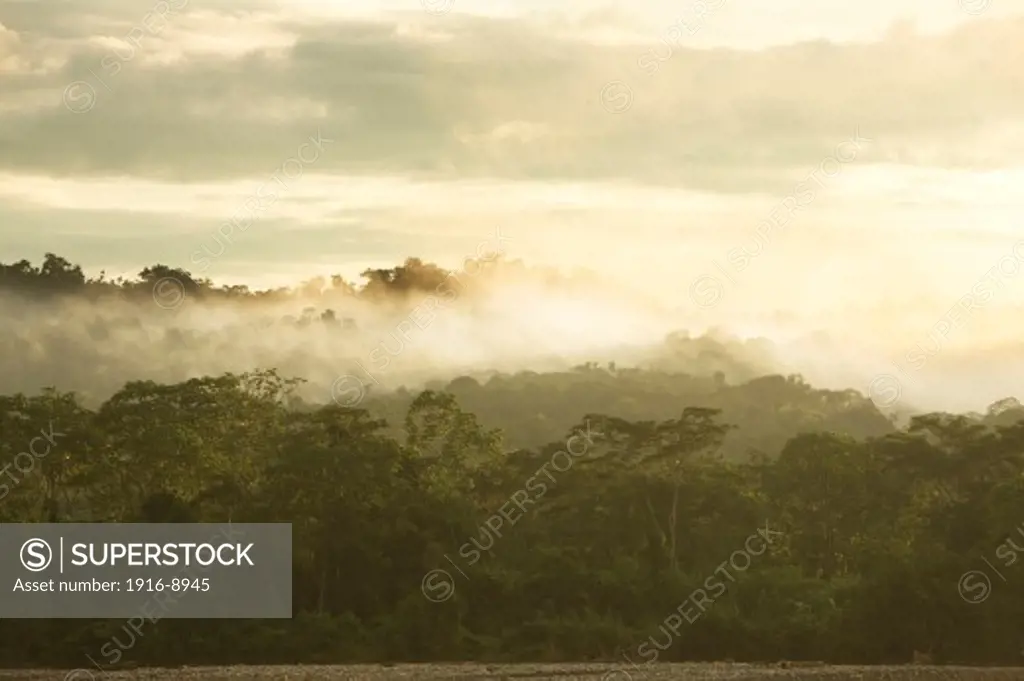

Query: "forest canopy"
left=2, top=254, right=1024, bottom=668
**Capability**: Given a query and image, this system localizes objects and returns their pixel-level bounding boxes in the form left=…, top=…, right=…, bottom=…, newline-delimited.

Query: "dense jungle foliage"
left=1, top=368, right=1023, bottom=669
left=2, top=254, right=1024, bottom=669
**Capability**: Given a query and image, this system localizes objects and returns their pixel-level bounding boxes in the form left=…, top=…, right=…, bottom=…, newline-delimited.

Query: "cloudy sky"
left=2, top=0, right=1024, bottom=406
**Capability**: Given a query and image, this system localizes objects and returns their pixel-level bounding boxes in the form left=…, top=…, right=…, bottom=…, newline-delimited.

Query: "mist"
left=4, top=1, right=1024, bottom=417
left=2, top=251, right=1022, bottom=418
left=0, top=260, right=753, bottom=405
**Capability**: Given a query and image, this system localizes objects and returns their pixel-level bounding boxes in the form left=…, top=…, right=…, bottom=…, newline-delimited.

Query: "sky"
left=2, top=0, right=1024, bottom=410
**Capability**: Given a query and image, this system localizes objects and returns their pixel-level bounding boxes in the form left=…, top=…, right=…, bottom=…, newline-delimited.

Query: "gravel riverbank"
left=1, top=663, right=1022, bottom=680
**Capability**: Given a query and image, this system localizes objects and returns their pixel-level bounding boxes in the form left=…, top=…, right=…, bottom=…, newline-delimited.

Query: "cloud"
left=0, top=4, right=1021, bottom=187
left=3, top=0, right=1024, bottom=414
